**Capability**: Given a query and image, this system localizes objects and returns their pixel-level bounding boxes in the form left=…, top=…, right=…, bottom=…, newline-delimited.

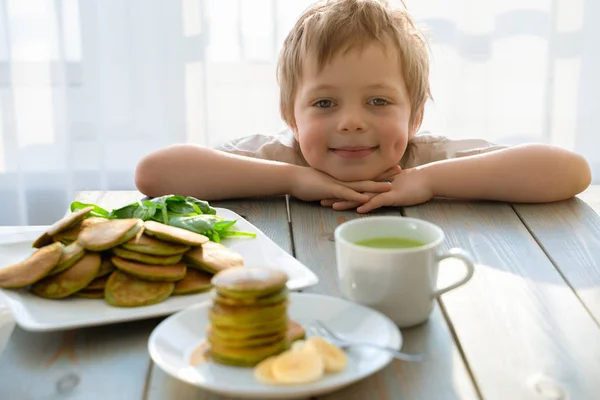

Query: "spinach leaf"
left=185, top=197, right=216, bottom=215
left=147, top=195, right=181, bottom=207
left=133, top=201, right=159, bottom=220
left=220, top=230, right=257, bottom=238
left=168, top=215, right=221, bottom=234
left=214, top=220, right=237, bottom=231
left=152, top=197, right=169, bottom=224
left=111, top=200, right=158, bottom=220
left=165, top=197, right=197, bottom=215
left=115, top=202, right=144, bottom=218
left=70, top=202, right=113, bottom=218
left=111, top=203, right=137, bottom=219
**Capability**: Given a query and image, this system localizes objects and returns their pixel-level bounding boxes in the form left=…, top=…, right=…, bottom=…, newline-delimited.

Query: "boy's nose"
left=337, top=108, right=367, bottom=133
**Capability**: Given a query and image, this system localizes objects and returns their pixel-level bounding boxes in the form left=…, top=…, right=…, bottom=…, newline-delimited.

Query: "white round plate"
left=148, top=292, right=402, bottom=399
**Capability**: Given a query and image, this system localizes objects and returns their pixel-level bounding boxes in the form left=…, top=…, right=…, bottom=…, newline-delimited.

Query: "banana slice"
left=253, top=356, right=281, bottom=385
left=304, top=337, right=347, bottom=373
left=270, top=350, right=325, bottom=384
left=290, top=340, right=307, bottom=353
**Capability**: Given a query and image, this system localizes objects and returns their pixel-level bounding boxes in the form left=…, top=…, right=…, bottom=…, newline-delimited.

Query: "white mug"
left=334, top=216, right=475, bottom=328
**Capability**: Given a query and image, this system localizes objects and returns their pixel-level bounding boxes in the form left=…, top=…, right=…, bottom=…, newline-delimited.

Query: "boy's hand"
left=322, top=168, right=434, bottom=212
left=319, top=164, right=401, bottom=209
left=289, top=166, right=393, bottom=203
left=374, top=165, right=402, bottom=181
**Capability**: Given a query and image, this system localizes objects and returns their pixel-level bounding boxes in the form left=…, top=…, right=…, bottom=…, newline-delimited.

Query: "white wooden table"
left=1, top=188, right=600, bottom=400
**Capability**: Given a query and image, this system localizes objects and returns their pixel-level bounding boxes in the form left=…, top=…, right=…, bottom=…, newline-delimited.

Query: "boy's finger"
left=332, top=201, right=360, bottom=210
left=334, top=187, right=369, bottom=203
left=356, top=192, right=391, bottom=213
left=347, top=181, right=391, bottom=193
left=320, top=199, right=337, bottom=206
left=375, top=165, right=401, bottom=181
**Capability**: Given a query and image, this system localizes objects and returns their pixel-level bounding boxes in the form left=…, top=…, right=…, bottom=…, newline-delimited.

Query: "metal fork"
left=310, top=320, right=425, bottom=362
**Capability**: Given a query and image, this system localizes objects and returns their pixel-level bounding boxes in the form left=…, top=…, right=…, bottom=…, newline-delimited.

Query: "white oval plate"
left=148, top=292, right=402, bottom=399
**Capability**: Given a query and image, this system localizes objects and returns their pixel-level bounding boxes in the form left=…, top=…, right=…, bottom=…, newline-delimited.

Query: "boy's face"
left=292, top=41, right=412, bottom=182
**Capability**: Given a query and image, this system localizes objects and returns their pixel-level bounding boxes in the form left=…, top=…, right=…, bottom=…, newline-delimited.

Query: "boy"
left=135, top=0, right=591, bottom=214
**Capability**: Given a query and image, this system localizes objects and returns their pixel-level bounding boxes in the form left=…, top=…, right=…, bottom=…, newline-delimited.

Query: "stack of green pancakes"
left=208, top=267, right=294, bottom=367
left=0, top=208, right=244, bottom=307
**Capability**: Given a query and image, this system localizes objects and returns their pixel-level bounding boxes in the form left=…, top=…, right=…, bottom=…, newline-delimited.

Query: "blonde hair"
left=277, top=0, right=431, bottom=135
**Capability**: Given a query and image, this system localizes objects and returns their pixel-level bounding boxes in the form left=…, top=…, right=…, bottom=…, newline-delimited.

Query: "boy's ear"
left=410, top=106, right=425, bottom=137
left=290, top=124, right=300, bottom=141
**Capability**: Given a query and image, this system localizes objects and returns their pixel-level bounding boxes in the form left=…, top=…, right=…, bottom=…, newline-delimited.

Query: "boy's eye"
left=313, top=99, right=335, bottom=108
left=369, top=98, right=389, bottom=106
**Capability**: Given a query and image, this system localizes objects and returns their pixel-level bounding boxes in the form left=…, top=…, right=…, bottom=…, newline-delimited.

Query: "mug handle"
left=433, top=248, right=475, bottom=297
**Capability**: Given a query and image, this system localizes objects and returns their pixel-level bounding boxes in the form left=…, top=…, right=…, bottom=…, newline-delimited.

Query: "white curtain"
left=0, top=0, right=598, bottom=225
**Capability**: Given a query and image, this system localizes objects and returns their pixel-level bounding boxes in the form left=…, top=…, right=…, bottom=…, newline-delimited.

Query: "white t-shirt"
left=215, top=129, right=506, bottom=168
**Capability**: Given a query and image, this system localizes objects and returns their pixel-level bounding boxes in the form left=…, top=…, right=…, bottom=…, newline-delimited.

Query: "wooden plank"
left=404, top=200, right=600, bottom=400
left=0, top=319, right=160, bottom=400
left=578, top=185, right=600, bottom=213
left=512, top=186, right=600, bottom=323
left=0, top=191, right=152, bottom=400
left=146, top=196, right=292, bottom=400
left=287, top=200, right=479, bottom=400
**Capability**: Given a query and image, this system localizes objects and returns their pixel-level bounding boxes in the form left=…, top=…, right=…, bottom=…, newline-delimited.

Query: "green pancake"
left=32, top=207, right=94, bottom=248
left=48, top=241, right=86, bottom=276
left=209, top=315, right=288, bottom=339
left=96, top=256, right=115, bottom=277
left=213, top=288, right=287, bottom=307
left=51, top=224, right=81, bottom=244
left=211, top=267, right=288, bottom=299
left=104, top=270, right=174, bottom=307
left=73, top=289, right=104, bottom=299
left=0, top=242, right=64, bottom=288
left=184, top=242, right=244, bottom=274
left=207, top=326, right=285, bottom=348
left=111, top=247, right=183, bottom=265
left=47, top=207, right=95, bottom=236
left=208, top=301, right=287, bottom=327
left=31, top=232, right=53, bottom=249
left=85, top=275, right=109, bottom=290
left=111, top=256, right=186, bottom=282
left=121, top=234, right=190, bottom=256
left=172, top=269, right=213, bottom=295
left=143, top=220, right=209, bottom=246
left=56, top=238, right=74, bottom=246
left=209, top=338, right=288, bottom=367
left=52, top=216, right=108, bottom=244
left=31, top=252, right=102, bottom=299
left=78, top=218, right=143, bottom=251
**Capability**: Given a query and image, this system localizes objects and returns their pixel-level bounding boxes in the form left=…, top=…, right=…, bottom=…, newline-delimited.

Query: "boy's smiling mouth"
left=330, top=146, right=379, bottom=159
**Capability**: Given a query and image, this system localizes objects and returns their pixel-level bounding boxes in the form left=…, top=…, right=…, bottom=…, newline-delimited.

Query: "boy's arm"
left=135, top=144, right=295, bottom=199
left=351, top=144, right=591, bottom=213
left=135, top=144, right=391, bottom=202
left=421, top=144, right=591, bottom=202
